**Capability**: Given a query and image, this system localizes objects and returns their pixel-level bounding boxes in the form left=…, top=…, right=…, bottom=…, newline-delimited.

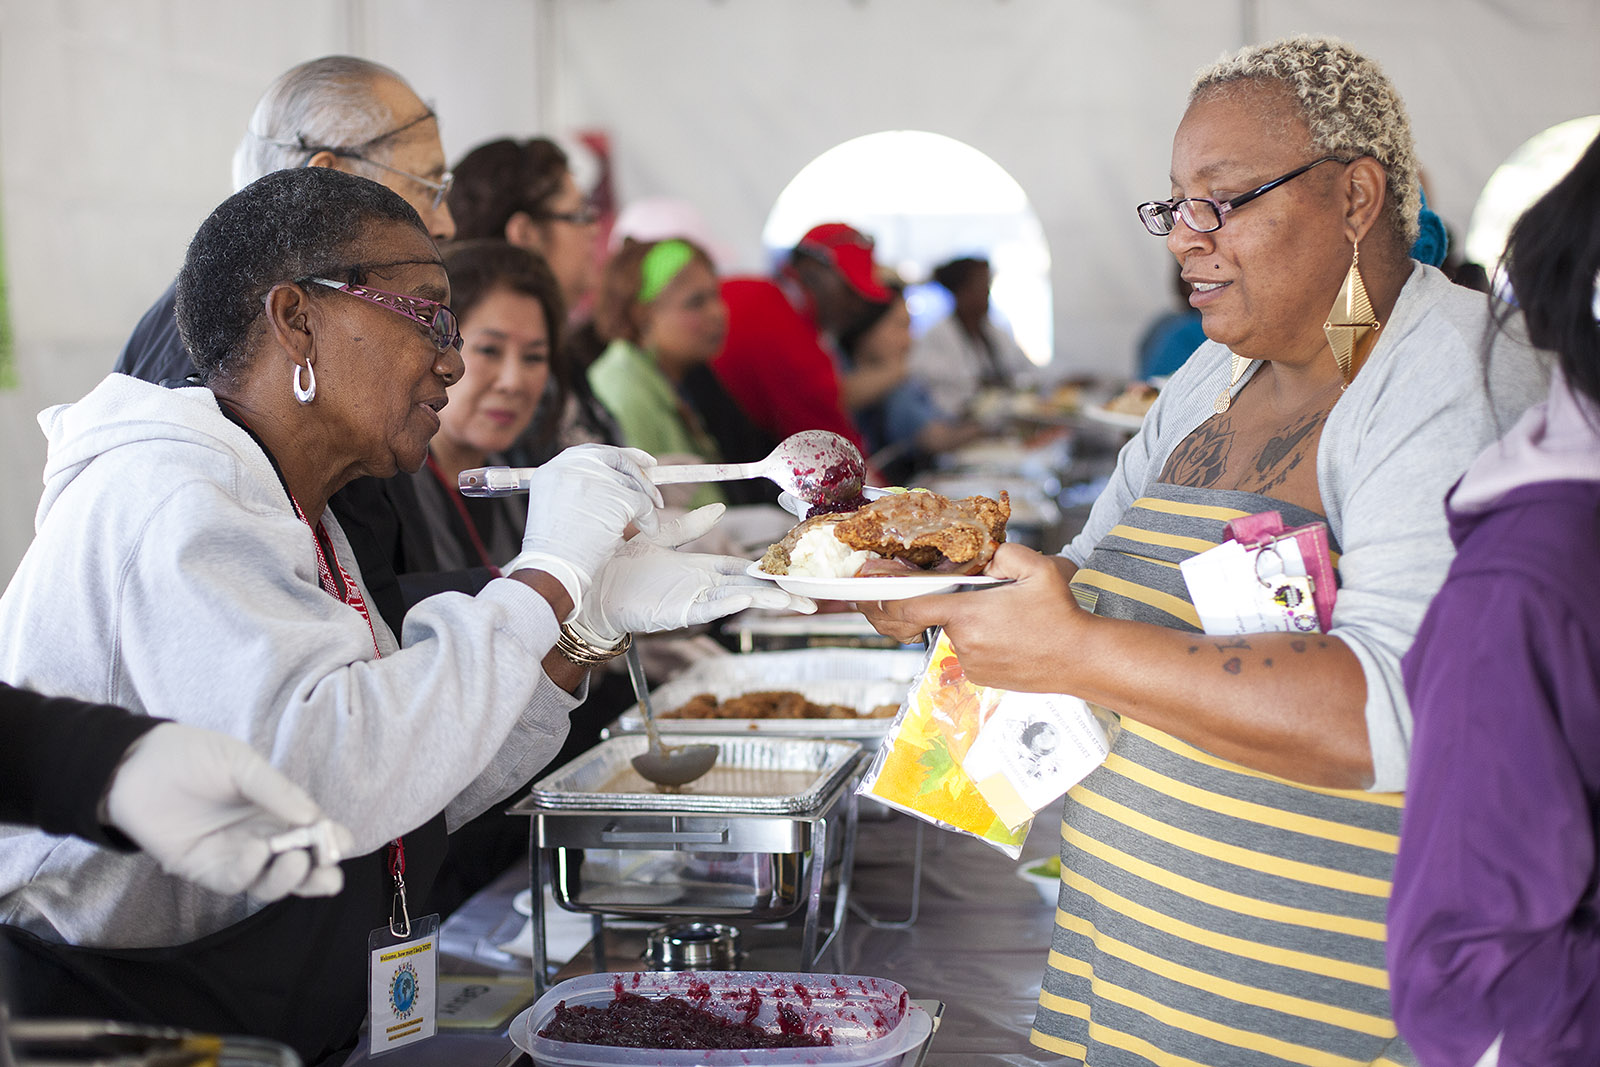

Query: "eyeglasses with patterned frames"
left=304, top=278, right=462, bottom=353
left=1136, top=156, right=1351, bottom=236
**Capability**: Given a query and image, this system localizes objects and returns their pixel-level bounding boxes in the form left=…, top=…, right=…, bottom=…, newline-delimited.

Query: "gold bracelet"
left=556, top=622, right=631, bottom=666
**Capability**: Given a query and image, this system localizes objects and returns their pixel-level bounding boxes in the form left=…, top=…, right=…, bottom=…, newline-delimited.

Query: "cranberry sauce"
left=538, top=990, right=833, bottom=1050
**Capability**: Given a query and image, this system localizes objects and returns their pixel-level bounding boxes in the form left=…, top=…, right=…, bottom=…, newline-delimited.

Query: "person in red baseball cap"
left=710, top=222, right=893, bottom=460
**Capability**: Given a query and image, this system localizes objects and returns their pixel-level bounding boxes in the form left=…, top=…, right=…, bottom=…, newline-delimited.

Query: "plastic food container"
left=510, top=970, right=934, bottom=1067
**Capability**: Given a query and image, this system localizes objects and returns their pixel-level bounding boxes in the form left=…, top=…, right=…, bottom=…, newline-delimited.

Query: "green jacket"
left=587, top=339, right=727, bottom=509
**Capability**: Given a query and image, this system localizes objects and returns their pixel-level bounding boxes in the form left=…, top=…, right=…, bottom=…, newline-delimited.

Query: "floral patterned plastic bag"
left=856, top=631, right=1111, bottom=857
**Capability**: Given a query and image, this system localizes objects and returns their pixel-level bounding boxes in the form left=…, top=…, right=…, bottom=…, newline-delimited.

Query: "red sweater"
left=710, top=277, right=867, bottom=453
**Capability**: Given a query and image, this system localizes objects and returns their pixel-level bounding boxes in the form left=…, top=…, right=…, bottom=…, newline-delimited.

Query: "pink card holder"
left=1222, top=511, right=1338, bottom=632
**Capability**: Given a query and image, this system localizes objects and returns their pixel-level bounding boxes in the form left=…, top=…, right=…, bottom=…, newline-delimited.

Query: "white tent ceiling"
left=1, top=0, right=1597, bottom=578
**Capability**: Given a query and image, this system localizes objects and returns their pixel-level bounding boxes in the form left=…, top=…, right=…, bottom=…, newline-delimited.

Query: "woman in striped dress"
left=864, top=35, right=1545, bottom=1067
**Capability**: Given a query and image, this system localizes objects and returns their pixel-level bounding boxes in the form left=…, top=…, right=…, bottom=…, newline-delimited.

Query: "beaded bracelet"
left=555, top=623, right=631, bottom=666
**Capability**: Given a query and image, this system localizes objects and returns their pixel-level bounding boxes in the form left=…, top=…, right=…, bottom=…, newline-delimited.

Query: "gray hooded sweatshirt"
left=0, top=374, right=578, bottom=948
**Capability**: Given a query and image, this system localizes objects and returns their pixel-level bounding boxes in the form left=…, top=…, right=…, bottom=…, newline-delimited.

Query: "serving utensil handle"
left=647, top=460, right=764, bottom=485
left=457, top=466, right=535, bottom=496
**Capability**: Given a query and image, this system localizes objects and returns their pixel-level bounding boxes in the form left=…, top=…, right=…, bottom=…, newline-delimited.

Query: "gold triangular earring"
left=1214, top=352, right=1248, bottom=413
left=1323, top=241, right=1381, bottom=387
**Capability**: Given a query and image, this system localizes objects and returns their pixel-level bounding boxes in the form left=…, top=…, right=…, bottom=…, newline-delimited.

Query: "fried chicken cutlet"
left=759, top=490, right=1009, bottom=576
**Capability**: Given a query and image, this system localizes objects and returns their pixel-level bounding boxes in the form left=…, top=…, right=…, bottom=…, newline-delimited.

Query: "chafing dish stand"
left=511, top=775, right=858, bottom=995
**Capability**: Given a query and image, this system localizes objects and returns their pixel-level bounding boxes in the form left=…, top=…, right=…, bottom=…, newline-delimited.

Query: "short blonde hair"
left=1190, top=35, right=1420, bottom=248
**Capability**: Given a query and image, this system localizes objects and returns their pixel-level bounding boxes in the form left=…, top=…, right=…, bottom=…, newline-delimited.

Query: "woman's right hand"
left=504, top=444, right=664, bottom=613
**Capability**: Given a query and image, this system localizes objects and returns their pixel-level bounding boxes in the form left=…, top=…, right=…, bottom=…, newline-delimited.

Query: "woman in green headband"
left=588, top=237, right=732, bottom=510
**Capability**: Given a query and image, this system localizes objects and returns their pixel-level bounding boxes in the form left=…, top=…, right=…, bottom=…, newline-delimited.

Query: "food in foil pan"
left=664, top=690, right=899, bottom=722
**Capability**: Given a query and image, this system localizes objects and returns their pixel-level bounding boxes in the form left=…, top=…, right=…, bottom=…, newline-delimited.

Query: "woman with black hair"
left=448, top=137, right=619, bottom=462
left=1387, top=130, right=1600, bottom=1067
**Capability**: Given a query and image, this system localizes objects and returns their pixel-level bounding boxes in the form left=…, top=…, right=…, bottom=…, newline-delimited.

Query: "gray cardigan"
left=1065, top=264, right=1547, bottom=792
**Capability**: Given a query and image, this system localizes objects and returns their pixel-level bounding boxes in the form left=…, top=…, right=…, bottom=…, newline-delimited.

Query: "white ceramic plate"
left=1079, top=403, right=1148, bottom=432
left=746, top=561, right=1004, bottom=601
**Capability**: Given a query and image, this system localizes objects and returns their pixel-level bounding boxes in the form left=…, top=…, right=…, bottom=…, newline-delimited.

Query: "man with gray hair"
left=115, top=55, right=455, bottom=385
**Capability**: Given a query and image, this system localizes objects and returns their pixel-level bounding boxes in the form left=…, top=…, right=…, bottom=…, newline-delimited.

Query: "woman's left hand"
left=860, top=543, right=1086, bottom=691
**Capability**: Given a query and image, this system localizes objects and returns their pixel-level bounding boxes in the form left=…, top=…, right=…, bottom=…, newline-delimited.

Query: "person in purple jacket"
left=1388, top=129, right=1600, bottom=1067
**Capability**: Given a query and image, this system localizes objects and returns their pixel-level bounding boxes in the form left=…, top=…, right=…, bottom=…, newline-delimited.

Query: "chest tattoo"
left=1250, top=411, right=1326, bottom=494
left=1161, top=417, right=1233, bottom=487
left=1161, top=406, right=1330, bottom=495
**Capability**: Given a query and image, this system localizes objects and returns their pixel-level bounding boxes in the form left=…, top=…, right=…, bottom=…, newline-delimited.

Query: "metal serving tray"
left=521, top=735, right=861, bottom=816
left=616, top=678, right=909, bottom=745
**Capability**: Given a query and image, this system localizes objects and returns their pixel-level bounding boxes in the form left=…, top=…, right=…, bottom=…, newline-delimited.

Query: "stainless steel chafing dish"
left=509, top=734, right=862, bottom=988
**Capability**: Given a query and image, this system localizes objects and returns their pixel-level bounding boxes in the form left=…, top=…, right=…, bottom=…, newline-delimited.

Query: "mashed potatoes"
left=785, top=524, right=872, bottom=578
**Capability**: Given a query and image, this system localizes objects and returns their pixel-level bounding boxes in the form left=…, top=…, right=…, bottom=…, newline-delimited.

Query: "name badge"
left=367, top=913, right=440, bottom=1055
left=1180, top=538, right=1321, bottom=635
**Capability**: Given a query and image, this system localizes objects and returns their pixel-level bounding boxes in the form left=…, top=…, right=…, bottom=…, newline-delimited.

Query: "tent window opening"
left=762, top=130, right=1053, bottom=368
left=1466, top=114, right=1600, bottom=291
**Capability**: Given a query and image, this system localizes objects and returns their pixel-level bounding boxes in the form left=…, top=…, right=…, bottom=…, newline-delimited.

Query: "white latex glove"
left=104, top=723, right=355, bottom=901
left=503, top=444, right=664, bottom=614
left=572, top=538, right=817, bottom=643
left=650, top=502, right=729, bottom=549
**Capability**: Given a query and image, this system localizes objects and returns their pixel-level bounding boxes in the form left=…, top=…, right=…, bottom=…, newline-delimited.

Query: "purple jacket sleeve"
left=1389, top=571, right=1600, bottom=1067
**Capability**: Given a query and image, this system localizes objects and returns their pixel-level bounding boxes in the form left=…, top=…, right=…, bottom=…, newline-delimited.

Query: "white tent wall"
left=1, top=0, right=1597, bottom=584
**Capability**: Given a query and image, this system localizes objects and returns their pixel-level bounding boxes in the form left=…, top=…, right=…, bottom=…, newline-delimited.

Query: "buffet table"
left=344, top=808, right=1062, bottom=1066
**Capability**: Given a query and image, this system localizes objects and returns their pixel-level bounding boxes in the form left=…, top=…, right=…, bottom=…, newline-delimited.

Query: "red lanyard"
left=287, top=494, right=382, bottom=658
left=287, top=493, right=410, bottom=934
left=424, top=454, right=501, bottom=576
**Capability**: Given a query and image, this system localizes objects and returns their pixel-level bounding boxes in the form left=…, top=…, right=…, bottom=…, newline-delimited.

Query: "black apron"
left=1, top=822, right=447, bottom=1066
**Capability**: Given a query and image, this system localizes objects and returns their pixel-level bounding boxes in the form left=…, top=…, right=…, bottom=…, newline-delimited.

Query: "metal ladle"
left=623, top=643, right=717, bottom=790
left=458, top=430, right=868, bottom=512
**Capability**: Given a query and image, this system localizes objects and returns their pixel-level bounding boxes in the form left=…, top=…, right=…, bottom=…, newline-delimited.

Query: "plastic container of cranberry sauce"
left=511, top=970, right=934, bottom=1067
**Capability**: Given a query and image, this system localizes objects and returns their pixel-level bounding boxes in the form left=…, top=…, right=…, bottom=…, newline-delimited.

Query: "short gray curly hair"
left=1190, top=35, right=1420, bottom=249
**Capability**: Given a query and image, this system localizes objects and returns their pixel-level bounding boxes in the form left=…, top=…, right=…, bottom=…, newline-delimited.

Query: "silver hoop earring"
left=292, top=362, right=316, bottom=404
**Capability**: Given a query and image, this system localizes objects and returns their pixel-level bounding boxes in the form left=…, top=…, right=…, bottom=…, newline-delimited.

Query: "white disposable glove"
left=503, top=444, right=664, bottom=615
left=104, top=723, right=354, bottom=902
left=571, top=506, right=816, bottom=644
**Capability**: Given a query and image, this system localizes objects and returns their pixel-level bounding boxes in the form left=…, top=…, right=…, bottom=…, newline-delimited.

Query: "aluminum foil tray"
left=525, top=734, right=860, bottom=815
left=617, top=677, right=910, bottom=743
left=674, top=648, right=926, bottom=687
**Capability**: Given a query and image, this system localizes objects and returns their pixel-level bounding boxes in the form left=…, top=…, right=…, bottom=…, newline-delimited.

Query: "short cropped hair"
left=177, top=167, right=426, bottom=382
left=1191, top=35, right=1420, bottom=248
left=447, top=138, right=571, bottom=240
left=230, top=56, right=410, bottom=190
left=440, top=239, right=571, bottom=448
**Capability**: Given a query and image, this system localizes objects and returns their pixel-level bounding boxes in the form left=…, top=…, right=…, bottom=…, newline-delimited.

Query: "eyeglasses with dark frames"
left=304, top=278, right=462, bottom=353
left=537, top=204, right=601, bottom=226
left=1136, top=156, right=1351, bottom=236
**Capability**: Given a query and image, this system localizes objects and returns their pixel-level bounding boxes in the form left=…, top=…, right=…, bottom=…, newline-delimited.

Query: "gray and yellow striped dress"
left=1030, top=483, right=1414, bottom=1067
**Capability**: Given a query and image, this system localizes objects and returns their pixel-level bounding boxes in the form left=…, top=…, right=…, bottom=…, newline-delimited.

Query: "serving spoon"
left=458, top=430, right=868, bottom=513
left=623, top=643, right=718, bottom=790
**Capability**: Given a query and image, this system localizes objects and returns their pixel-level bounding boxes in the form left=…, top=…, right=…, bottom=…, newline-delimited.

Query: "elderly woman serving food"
left=864, top=36, right=1544, bottom=1066
left=0, top=167, right=807, bottom=1064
